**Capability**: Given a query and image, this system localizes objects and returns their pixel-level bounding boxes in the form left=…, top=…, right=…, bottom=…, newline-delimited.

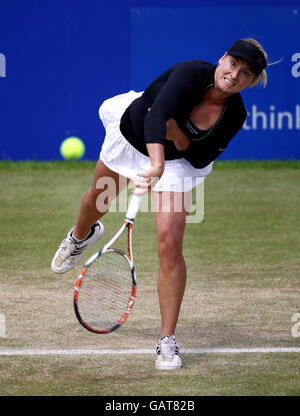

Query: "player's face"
left=215, top=54, right=256, bottom=94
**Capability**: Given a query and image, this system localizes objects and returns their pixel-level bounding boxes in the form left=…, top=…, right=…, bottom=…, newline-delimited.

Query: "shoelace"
left=58, top=236, right=80, bottom=260
left=159, top=336, right=177, bottom=359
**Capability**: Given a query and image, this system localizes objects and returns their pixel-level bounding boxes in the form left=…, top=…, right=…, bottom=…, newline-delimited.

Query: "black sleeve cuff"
left=144, top=137, right=165, bottom=145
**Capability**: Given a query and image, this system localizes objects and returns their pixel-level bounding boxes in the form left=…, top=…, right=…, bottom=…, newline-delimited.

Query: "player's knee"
left=158, top=234, right=182, bottom=268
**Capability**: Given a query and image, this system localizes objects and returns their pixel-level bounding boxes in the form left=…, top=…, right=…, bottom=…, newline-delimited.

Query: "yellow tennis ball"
left=60, top=137, right=85, bottom=160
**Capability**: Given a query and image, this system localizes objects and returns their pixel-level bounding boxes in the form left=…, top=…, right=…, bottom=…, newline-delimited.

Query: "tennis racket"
left=74, top=193, right=142, bottom=334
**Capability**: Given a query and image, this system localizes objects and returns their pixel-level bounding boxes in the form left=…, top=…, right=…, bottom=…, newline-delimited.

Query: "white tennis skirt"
left=99, top=90, right=213, bottom=192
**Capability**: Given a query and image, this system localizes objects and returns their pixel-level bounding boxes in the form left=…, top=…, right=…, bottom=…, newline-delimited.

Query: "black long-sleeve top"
left=120, top=60, right=247, bottom=169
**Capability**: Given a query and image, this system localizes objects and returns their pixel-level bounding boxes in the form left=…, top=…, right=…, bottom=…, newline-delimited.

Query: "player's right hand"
left=133, top=165, right=164, bottom=194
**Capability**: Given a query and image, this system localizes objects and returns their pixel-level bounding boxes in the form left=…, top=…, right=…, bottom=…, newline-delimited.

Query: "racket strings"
left=77, top=251, right=134, bottom=331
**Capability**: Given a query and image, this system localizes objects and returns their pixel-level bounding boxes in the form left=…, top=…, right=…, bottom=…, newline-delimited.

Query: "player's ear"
left=218, top=53, right=228, bottom=65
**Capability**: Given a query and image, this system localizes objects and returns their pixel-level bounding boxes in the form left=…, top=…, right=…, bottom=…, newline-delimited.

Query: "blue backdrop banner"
left=0, top=2, right=299, bottom=160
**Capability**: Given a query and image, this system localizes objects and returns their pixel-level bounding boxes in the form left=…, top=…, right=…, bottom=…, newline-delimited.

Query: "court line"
left=0, top=347, right=300, bottom=356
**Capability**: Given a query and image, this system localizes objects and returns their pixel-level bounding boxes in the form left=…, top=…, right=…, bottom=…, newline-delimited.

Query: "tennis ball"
left=60, top=137, right=85, bottom=160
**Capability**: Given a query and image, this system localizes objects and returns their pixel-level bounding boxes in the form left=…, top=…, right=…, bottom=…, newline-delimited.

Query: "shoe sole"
left=155, top=363, right=182, bottom=370
left=155, top=357, right=182, bottom=370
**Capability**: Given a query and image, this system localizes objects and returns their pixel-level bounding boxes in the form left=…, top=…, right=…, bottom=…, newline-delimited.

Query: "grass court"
left=0, top=160, right=299, bottom=396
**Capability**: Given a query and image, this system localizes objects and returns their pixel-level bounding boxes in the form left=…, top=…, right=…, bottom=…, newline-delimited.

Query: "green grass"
left=0, top=160, right=299, bottom=396
left=0, top=354, right=299, bottom=396
left=0, top=160, right=97, bottom=171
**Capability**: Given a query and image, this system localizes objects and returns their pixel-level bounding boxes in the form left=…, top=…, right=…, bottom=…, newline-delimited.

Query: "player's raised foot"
left=155, top=335, right=182, bottom=370
left=51, top=221, right=104, bottom=274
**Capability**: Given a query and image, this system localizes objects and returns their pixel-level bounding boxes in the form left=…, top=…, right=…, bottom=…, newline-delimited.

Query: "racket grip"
left=126, top=194, right=142, bottom=221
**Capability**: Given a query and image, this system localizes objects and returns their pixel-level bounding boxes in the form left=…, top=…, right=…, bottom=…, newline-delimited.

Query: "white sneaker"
left=155, top=335, right=182, bottom=370
left=51, top=221, right=104, bottom=273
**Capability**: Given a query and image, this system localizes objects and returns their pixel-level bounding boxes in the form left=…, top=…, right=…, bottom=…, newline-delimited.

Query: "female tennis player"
left=52, top=38, right=268, bottom=370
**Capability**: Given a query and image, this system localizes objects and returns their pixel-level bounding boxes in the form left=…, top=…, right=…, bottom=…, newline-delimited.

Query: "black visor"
left=227, top=40, right=267, bottom=77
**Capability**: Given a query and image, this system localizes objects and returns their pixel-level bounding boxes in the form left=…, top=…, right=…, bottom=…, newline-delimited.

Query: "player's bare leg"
left=153, top=190, right=192, bottom=369
left=154, top=191, right=191, bottom=336
left=52, top=159, right=128, bottom=273
left=74, top=159, right=128, bottom=240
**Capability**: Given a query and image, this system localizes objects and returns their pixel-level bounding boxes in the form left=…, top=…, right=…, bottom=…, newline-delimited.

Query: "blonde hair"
left=243, top=38, right=268, bottom=87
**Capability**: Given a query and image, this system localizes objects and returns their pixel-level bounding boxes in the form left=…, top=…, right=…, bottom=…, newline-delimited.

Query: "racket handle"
left=126, top=194, right=142, bottom=222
